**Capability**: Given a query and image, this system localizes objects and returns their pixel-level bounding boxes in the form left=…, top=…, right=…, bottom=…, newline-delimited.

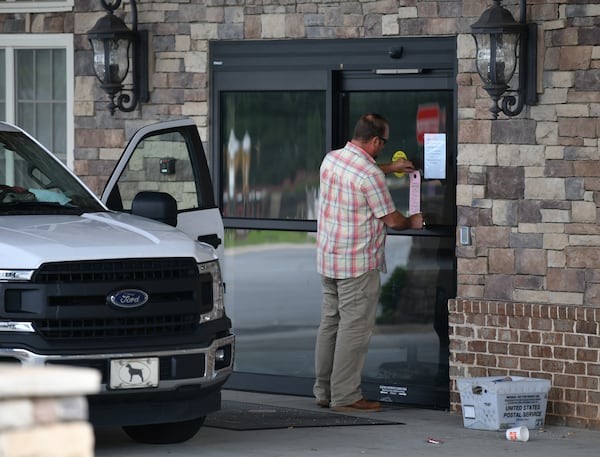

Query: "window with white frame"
left=0, top=35, right=74, bottom=167
left=0, top=0, right=74, bottom=13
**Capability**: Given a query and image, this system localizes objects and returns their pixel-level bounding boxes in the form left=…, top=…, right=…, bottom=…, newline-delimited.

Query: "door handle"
left=197, top=233, right=222, bottom=248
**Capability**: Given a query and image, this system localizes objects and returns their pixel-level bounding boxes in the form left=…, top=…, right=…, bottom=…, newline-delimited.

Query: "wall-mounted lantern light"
left=87, top=0, right=149, bottom=115
left=470, top=0, right=537, bottom=119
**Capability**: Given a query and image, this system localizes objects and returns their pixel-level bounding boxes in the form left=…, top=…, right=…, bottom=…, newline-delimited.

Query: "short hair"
left=353, top=113, right=388, bottom=142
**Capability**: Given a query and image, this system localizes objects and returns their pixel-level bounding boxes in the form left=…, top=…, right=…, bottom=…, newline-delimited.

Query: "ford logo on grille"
left=109, top=289, right=149, bottom=309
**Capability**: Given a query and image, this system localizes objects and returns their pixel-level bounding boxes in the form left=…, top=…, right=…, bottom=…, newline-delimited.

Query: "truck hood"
left=0, top=211, right=216, bottom=269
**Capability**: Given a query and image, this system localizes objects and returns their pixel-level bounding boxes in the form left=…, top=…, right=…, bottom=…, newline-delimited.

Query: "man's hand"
left=379, top=159, right=416, bottom=175
left=409, top=213, right=424, bottom=229
left=381, top=211, right=425, bottom=230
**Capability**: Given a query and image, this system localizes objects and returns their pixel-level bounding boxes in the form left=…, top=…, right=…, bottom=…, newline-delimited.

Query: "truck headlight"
left=198, top=260, right=225, bottom=323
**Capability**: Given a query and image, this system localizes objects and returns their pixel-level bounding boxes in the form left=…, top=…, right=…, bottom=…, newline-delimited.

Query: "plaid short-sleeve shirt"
left=316, top=141, right=396, bottom=279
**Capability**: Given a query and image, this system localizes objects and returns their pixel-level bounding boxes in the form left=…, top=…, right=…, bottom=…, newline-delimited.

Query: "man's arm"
left=380, top=211, right=424, bottom=231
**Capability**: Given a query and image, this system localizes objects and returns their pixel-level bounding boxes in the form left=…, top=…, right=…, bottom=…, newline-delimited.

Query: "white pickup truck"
left=0, top=119, right=234, bottom=444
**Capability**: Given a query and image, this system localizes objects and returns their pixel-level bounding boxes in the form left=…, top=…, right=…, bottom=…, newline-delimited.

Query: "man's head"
left=352, top=113, right=389, bottom=159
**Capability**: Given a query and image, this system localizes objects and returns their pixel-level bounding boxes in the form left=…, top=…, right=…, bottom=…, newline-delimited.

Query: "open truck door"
left=101, top=118, right=224, bottom=261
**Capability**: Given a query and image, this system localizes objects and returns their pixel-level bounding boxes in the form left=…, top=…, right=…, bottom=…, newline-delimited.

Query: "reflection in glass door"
left=346, top=91, right=454, bottom=226
left=220, top=91, right=325, bottom=220
left=219, top=91, right=326, bottom=384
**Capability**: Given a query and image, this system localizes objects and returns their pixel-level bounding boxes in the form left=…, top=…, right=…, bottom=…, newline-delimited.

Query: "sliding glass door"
left=211, top=37, right=456, bottom=408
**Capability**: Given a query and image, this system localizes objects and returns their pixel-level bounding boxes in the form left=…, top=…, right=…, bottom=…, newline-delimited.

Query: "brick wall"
left=449, top=298, right=600, bottom=429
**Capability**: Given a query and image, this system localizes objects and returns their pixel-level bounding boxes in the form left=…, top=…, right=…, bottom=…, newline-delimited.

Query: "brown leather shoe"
left=315, top=399, right=330, bottom=408
left=331, top=398, right=382, bottom=412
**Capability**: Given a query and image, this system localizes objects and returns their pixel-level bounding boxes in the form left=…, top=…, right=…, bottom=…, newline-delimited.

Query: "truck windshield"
left=0, top=129, right=104, bottom=213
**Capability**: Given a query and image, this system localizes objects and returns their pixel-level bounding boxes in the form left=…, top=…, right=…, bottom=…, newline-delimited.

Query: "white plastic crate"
left=457, top=376, right=551, bottom=431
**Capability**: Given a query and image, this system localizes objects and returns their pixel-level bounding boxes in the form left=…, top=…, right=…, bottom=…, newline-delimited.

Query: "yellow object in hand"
left=392, top=150, right=408, bottom=178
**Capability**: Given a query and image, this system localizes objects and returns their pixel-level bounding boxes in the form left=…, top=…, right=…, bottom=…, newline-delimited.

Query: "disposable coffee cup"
left=506, top=425, right=529, bottom=442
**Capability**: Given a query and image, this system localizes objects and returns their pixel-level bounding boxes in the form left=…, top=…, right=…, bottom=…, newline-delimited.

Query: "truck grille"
left=19, top=258, right=212, bottom=341
left=34, top=258, right=199, bottom=283
left=33, top=313, right=199, bottom=339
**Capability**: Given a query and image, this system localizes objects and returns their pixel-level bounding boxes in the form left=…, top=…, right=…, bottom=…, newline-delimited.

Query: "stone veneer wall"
left=68, top=0, right=488, bottom=194
left=1, top=0, right=599, bottom=428
left=0, top=365, right=100, bottom=457
left=452, top=0, right=600, bottom=430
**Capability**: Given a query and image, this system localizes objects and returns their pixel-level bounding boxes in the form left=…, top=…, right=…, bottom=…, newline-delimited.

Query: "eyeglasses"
left=378, top=136, right=388, bottom=145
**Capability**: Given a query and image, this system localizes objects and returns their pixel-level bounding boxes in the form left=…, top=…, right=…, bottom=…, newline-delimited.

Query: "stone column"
left=0, top=365, right=100, bottom=457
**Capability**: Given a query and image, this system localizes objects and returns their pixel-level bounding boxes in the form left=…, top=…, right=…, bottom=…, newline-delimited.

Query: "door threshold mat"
left=204, top=400, right=404, bottom=431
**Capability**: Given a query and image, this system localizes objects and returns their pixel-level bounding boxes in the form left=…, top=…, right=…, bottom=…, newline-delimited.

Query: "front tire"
left=122, top=417, right=206, bottom=444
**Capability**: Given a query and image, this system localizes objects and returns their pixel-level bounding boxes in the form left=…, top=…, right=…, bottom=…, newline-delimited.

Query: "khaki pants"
left=313, top=270, right=380, bottom=407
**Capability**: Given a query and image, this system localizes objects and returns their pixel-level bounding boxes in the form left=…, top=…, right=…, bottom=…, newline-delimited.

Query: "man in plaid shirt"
left=314, top=113, right=424, bottom=412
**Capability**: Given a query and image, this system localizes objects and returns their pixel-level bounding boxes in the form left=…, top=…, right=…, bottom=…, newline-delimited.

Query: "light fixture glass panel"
left=108, top=38, right=130, bottom=83
left=474, top=33, right=491, bottom=83
left=492, top=32, right=518, bottom=85
left=91, top=39, right=107, bottom=82
left=91, top=37, right=130, bottom=84
left=475, top=32, right=518, bottom=86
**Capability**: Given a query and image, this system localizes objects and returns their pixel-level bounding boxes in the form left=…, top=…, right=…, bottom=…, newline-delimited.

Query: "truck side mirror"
left=131, top=191, right=178, bottom=227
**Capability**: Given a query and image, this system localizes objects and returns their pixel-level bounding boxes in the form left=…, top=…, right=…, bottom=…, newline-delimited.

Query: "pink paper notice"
left=409, top=170, right=421, bottom=215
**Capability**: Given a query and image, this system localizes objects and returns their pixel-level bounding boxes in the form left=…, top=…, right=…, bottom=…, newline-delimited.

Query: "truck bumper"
left=88, top=381, right=225, bottom=427
left=0, top=334, right=234, bottom=426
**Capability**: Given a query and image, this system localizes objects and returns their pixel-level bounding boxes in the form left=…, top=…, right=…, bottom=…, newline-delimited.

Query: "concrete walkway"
left=94, top=389, right=600, bottom=457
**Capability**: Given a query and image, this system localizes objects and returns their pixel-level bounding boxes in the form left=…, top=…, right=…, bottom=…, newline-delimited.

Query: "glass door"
left=210, top=37, right=456, bottom=408
left=342, top=90, right=455, bottom=406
